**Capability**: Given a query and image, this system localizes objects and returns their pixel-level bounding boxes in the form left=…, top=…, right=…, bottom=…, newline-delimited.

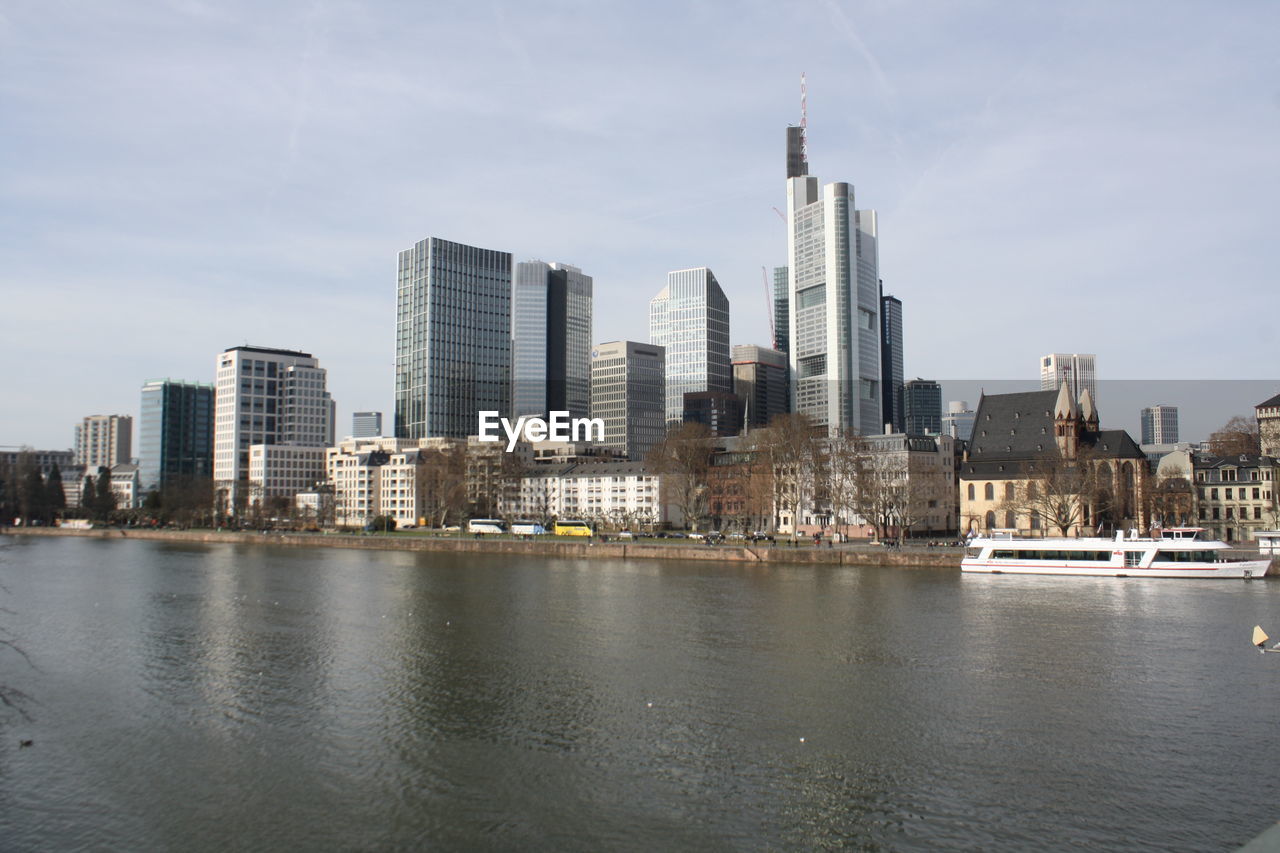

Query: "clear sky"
left=2, top=0, right=1276, bottom=449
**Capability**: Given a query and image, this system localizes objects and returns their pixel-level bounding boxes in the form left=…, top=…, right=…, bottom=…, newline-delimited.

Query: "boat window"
left=1153, top=550, right=1218, bottom=563
left=992, top=549, right=1016, bottom=559
left=1124, top=551, right=1144, bottom=567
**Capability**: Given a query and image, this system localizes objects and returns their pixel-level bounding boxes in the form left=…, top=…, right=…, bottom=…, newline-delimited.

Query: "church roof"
left=968, top=390, right=1060, bottom=460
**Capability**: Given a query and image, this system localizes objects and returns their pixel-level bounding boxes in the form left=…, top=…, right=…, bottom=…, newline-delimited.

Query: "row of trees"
left=0, top=457, right=121, bottom=526
left=647, top=414, right=952, bottom=541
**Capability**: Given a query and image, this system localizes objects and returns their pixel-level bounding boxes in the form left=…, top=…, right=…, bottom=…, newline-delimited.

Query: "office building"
left=943, top=400, right=976, bottom=443
left=732, top=344, right=789, bottom=428
left=901, top=378, right=942, bottom=435
left=395, top=236, right=512, bottom=439
left=512, top=260, right=593, bottom=420
left=772, top=266, right=790, bottom=355
left=591, top=341, right=665, bottom=462
left=785, top=130, right=881, bottom=433
left=649, top=267, right=731, bottom=427
left=880, top=291, right=903, bottom=433
left=1040, top=353, right=1096, bottom=403
left=683, top=391, right=744, bottom=438
left=138, top=379, right=214, bottom=493
left=0, top=447, right=76, bottom=477
left=75, top=414, right=132, bottom=469
left=213, top=346, right=333, bottom=508
left=1140, top=405, right=1179, bottom=446
left=352, top=411, right=383, bottom=439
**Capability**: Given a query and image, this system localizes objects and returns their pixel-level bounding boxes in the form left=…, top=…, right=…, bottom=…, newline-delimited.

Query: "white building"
left=1039, top=353, right=1096, bottom=403
left=248, top=445, right=328, bottom=507
left=649, top=268, right=730, bottom=427
left=1140, top=404, right=1179, bottom=446
left=214, top=346, right=334, bottom=510
left=75, top=414, right=132, bottom=469
left=109, top=463, right=142, bottom=510
left=786, top=160, right=881, bottom=434
left=504, top=461, right=670, bottom=528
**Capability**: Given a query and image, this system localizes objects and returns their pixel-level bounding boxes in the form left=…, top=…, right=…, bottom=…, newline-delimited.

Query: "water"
left=1, top=535, right=1278, bottom=851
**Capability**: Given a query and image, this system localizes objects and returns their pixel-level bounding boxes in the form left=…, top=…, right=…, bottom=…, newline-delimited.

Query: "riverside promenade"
left=2, top=526, right=962, bottom=569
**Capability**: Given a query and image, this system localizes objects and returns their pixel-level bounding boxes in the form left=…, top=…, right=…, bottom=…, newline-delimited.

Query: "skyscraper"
left=1040, top=353, right=1097, bottom=403
left=396, top=237, right=512, bottom=439
left=943, top=400, right=976, bottom=442
left=138, top=380, right=214, bottom=493
left=512, top=260, right=593, bottom=420
left=590, top=341, right=665, bottom=462
left=772, top=266, right=790, bottom=355
left=901, top=378, right=942, bottom=435
left=649, top=267, right=731, bottom=427
left=213, top=346, right=332, bottom=508
left=75, top=414, right=132, bottom=469
left=880, top=290, right=903, bottom=433
left=732, top=344, right=789, bottom=428
left=786, top=153, right=881, bottom=433
left=1140, top=405, right=1179, bottom=445
left=352, top=411, right=383, bottom=438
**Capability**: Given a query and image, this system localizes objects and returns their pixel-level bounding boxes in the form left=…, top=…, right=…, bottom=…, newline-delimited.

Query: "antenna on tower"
left=800, top=72, right=808, bottom=165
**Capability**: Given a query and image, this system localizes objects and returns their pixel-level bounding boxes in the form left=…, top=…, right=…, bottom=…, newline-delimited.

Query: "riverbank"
left=1, top=526, right=960, bottom=568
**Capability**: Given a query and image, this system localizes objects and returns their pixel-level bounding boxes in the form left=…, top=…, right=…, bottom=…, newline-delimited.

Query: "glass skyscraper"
left=590, top=341, right=665, bottom=462
left=512, top=261, right=593, bottom=420
left=786, top=171, right=881, bottom=434
left=649, top=267, right=731, bottom=428
left=395, top=237, right=512, bottom=439
left=880, top=291, right=903, bottom=433
left=138, top=379, right=214, bottom=493
left=901, top=378, right=942, bottom=435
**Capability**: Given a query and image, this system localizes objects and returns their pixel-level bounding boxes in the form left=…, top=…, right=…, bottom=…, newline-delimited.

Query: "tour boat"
left=961, top=528, right=1272, bottom=579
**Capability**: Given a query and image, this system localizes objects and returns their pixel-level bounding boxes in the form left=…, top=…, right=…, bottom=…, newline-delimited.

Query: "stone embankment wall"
left=2, top=527, right=960, bottom=569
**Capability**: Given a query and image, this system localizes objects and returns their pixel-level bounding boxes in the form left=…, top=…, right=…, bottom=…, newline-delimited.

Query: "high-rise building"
left=1140, top=405, right=1179, bottom=446
left=772, top=266, right=790, bottom=355
left=512, top=260, right=593, bottom=420
left=901, top=378, right=942, bottom=435
left=138, top=380, right=214, bottom=493
left=649, top=267, right=731, bottom=427
left=213, top=346, right=332, bottom=508
left=786, top=138, right=881, bottom=433
left=396, top=237, right=512, bottom=439
left=683, top=391, right=744, bottom=438
left=943, top=400, right=976, bottom=443
left=352, top=411, right=383, bottom=438
left=732, top=344, right=789, bottom=428
left=75, top=414, right=132, bottom=469
left=590, top=341, right=665, bottom=462
left=1040, top=353, right=1096, bottom=403
left=880, top=290, right=903, bottom=433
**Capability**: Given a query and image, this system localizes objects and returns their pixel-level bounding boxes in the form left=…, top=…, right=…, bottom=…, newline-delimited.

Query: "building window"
left=984, top=483, right=994, bottom=501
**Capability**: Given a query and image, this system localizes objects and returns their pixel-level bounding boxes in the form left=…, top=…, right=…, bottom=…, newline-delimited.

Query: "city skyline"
left=3, top=2, right=1278, bottom=446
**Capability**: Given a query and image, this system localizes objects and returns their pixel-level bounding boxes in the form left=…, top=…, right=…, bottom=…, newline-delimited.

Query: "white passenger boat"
left=961, top=528, right=1272, bottom=578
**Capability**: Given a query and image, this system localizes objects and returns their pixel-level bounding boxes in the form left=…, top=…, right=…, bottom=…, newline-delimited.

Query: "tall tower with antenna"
left=783, top=74, right=883, bottom=434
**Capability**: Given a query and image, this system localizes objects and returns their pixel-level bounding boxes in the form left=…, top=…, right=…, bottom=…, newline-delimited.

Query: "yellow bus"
left=553, top=519, right=592, bottom=537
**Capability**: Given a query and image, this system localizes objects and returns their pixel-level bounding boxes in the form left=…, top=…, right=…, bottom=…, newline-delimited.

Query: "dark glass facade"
left=396, top=237, right=512, bottom=439
left=139, top=380, right=214, bottom=492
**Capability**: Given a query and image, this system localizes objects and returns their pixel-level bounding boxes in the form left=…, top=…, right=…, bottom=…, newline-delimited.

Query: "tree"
left=759, top=413, right=821, bottom=540
left=45, top=465, right=66, bottom=521
left=93, top=468, right=116, bottom=522
left=1013, top=456, right=1099, bottom=536
left=369, top=515, right=397, bottom=532
left=647, top=422, right=713, bottom=530
left=826, top=428, right=872, bottom=539
left=417, top=447, right=468, bottom=528
left=1145, top=465, right=1195, bottom=528
left=1207, top=415, right=1261, bottom=457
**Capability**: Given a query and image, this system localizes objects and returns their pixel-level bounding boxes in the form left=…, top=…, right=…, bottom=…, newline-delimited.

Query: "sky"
left=2, top=0, right=1277, bottom=449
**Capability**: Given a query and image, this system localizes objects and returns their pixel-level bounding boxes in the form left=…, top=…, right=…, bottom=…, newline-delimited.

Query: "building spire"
left=785, top=73, right=810, bottom=179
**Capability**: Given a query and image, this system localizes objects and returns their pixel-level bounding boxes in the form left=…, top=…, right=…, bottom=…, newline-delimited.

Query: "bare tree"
left=646, top=422, right=713, bottom=530
left=1014, top=456, right=1099, bottom=536
left=1207, top=415, right=1261, bottom=457
left=1145, top=465, right=1196, bottom=528
left=826, top=428, right=870, bottom=539
left=758, top=413, right=822, bottom=541
left=417, top=448, right=468, bottom=528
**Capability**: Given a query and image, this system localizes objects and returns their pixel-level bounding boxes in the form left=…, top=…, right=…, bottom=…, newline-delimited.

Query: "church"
left=958, top=383, right=1148, bottom=536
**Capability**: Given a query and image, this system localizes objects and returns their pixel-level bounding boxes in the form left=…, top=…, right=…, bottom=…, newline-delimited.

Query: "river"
left=1, top=534, right=1278, bottom=850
